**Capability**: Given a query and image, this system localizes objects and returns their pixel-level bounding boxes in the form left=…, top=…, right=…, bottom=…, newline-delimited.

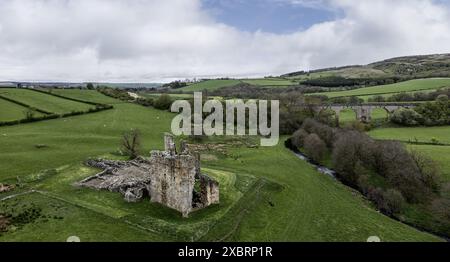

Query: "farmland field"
left=241, top=78, right=296, bottom=86
left=51, top=89, right=120, bottom=104
left=369, top=126, right=450, bottom=145
left=0, top=88, right=95, bottom=114
left=0, top=98, right=45, bottom=121
left=139, top=93, right=193, bottom=99
left=180, top=79, right=242, bottom=92
left=339, top=108, right=388, bottom=124
left=358, top=89, right=439, bottom=102
left=312, top=78, right=450, bottom=98
left=0, top=90, right=440, bottom=242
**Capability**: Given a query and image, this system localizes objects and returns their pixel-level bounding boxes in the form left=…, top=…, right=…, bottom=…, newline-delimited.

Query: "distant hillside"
left=0, top=81, right=163, bottom=89
left=282, top=54, right=450, bottom=83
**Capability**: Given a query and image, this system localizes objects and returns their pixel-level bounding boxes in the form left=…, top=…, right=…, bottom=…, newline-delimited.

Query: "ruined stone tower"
left=148, top=134, right=198, bottom=217
left=78, top=133, right=220, bottom=218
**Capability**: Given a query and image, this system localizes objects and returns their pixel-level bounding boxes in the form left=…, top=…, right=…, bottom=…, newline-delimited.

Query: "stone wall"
left=148, top=151, right=197, bottom=217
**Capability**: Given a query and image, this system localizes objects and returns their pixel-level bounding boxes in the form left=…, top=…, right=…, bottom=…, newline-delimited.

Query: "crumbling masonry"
left=77, top=134, right=219, bottom=217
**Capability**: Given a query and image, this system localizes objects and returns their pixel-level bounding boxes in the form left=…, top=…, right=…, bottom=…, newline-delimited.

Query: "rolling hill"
left=283, top=53, right=450, bottom=80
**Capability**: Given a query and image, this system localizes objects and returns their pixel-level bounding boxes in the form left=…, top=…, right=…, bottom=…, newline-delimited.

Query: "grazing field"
left=50, top=89, right=120, bottom=104
left=0, top=88, right=94, bottom=114
left=0, top=98, right=44, bottom=121
left=139, top=93, right=193, bottom=99
left=0, top=103, right=173, bottom=180
left=369, top=126, right=450, bottom=145
left=0, top=91, right=439, bottom=242
left=180, top=80, right=242, bottom=92
left=338, top=108, right=388, bottom=125
left=241, top=78, right=296, bottom=86
left=358, top=89, right=439, bottom=102
left=312, top=78, right=450, bottom=98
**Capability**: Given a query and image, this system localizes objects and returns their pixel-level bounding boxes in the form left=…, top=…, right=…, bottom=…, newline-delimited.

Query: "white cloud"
left=0, top=0, right=449, bottom=82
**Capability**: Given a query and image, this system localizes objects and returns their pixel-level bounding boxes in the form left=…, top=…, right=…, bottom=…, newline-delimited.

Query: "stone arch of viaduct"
left=318, top=103, right=419, bottom=124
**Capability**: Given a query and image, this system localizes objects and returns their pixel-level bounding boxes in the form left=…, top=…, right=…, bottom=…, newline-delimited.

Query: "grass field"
left=338, top=108, right=388, bottom=125
left=180, top=80, right=242, bottom=92
left=0, top=90, right=441, bottom=242
left=0, top=98, right=45, bottom=122
left=368, top=126, right=450, bottom=182
left=358, top=89, right=439, bottom=102
left=312, top=78, right=450, bottom=98
left=241, top=78, right=296, bottom=86
left=0, top=89, right=95, bottom=114
left=50, top=89, right=120, bottom=104
left=139, top=93, right=194, bottom=99
left=202, top=140, right=439, bottom=241
left=369, top=126, right=450, bottom=145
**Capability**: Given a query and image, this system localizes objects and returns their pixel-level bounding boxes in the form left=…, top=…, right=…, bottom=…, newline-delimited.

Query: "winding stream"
left=284, top=139, right=337, bottom=179
left=292, top=150, right=337, bottom=179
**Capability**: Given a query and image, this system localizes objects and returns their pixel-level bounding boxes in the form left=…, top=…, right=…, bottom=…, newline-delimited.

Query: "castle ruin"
left=77, top=134, right=219, bottom=217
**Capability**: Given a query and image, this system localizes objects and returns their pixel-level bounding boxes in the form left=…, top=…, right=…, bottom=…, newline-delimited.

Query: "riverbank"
left=284, top=138, right=449, bottom=242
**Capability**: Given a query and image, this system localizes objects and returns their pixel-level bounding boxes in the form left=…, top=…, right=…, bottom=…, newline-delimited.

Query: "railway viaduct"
left=318, top=103, right=420, bottom=123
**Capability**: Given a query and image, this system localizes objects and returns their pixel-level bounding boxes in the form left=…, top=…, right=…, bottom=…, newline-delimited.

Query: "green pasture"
left=0, top=98, right=45, bottom=122
left=50, top=89, right=120, bottom=104
left=0, top=88, right=94, bottom=114
left=241, top=78, right=296, bottom=86
left=180, top=80, right=242, bottom=92
left=0, top=90, right=441, bottom=242
left=369, top=126, right=450, bottom=145
left=312, top=78, right=450, bottom=98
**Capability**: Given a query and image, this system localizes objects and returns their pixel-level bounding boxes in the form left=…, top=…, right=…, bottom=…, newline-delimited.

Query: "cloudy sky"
left=1, top=0, right=450, bottom=82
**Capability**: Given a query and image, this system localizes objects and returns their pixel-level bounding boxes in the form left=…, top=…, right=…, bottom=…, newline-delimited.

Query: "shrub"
left=303, top=133, right=327, bottom=163
left=357, top=175, right=371, bottom=195
left=332, top=131, right=371, bottom=186
left=154, top=94, right=173, bottom=110
left=431, top=198, right=450, bottom=222
left=410, top=151, right=442, bottom=193
left=301, top=118, right=335, bottom=147
left=86, top=83, right=95, bottom=90
left=291, top=129, right=309, bottom=148
left=136, top=97, right=154, bottom=107
left=367, top=188, right=405, bottom=215
left=382, top=189, right=406, bottom=215
left=390, top=108, right=424, bottom=126
left=368, top=95, right=386, bottom=103
left=24, top=108, right=36, bottom=120
left=121, top=129, right=142, bottom=159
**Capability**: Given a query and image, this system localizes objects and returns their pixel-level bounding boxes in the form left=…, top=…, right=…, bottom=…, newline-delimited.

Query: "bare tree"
left=304, top=133, right=327, bottom=163
left=292, top=129, right=309, bottom=148
left=410, top=150, right=442, bottom=193
left=121, top=129, right=142, bottom=159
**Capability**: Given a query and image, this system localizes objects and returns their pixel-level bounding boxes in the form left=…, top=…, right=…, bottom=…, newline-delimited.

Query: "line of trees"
left=391, top=95, right=450, bottom=126
left=368, top=88, right=450, bottom=103
left=301, top=76, right=406, bottom=88
left=291, top=119, right=443, bottom=218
